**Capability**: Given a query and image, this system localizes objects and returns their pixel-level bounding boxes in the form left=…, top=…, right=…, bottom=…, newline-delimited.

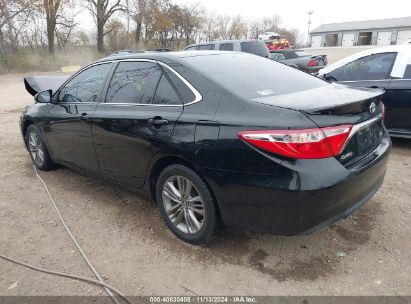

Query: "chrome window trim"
left=102, top=58, right=202, bottom=107
left=342, top=114, right=383, bottom=151
left=56, top=61, right=115, bottom=104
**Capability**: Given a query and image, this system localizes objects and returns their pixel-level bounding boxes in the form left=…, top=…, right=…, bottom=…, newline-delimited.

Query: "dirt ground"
left=0, top=72, right=410, bottom=297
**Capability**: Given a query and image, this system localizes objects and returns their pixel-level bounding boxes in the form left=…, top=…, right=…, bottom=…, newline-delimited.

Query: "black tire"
left=156, top=164, right=220, bottom=245
left=25, top=124, right=56, bottom=171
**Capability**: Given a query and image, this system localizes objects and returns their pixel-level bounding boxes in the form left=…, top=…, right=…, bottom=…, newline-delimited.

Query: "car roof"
left=270, top=49, right=302, bottom=53
left=185, top=39, right=263, bottom=48
left=319, top=45, right=411, bottom=77
left=96, top=50, right=244, bottom=63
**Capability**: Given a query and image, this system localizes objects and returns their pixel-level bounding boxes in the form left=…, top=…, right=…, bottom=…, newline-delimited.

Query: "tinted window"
left=327, top=53, right=397, bottom=81
left=185, top=46, right=198, bottom=50
left=153, top=75, right=181, bottom=105
left=294, top=51, right=310, bottom=57
left=403, top=64, right=411, bottom=79
left=161, top=64, right=195, bottom=104
left=198, top=44, right=215, bottom=50
left=184, top=53, right=327, bottom=99
left=240, top=41, right=269, bottom=57
left=106, top=62, right=162, bottom=104
left=269, top=53, right=286, bottom=61
left=59, top=63, right=111, bottom=103
left=219, top=43, right=233, bottom=51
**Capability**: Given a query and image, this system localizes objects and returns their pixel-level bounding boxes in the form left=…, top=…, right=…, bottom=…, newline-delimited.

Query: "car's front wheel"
left=26, top=124, right=56, bottom=171
left=156, top=164, right=220, bottom=245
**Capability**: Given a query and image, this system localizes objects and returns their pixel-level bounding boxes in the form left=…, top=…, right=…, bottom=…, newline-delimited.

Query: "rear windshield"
left=294, top=51, right=310, bottom=57
left=183, top=53, right=327, bottom=99
left=240, top=41, right=269, bottom=57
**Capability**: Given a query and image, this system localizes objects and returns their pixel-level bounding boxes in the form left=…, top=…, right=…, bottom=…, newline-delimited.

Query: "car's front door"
left=92, top=60, right=184, bottom=188
left=325, top=52, right=397, bottom=92
left=43, top=63, right=113, bottom=172
left=384, top=64, right=411, bottom=135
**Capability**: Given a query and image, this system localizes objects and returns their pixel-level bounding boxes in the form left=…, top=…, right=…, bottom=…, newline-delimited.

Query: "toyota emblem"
left=369, top=102, right=376, bottom=114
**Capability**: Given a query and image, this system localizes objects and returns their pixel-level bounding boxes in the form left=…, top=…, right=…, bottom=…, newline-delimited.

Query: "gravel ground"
left=0, top=73, right=410, bottom=297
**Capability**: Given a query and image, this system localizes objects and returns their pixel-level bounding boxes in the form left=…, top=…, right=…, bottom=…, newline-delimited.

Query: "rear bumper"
left=202, top=136, right=391, bottom=235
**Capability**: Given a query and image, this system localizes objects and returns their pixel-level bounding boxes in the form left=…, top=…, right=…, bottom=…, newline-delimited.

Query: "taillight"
left=238, top=125, right=352, bottom=159
left=307, top=59, right=318, bottom=67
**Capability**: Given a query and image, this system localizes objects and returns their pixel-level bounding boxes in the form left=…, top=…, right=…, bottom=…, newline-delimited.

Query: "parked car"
left=318, top=45, right=411, bottom=138
left=269, top=49, right=327, bottom=73
left=184, top=39, right=269, bottom=57
left=22, top=51, right=390, bottom=244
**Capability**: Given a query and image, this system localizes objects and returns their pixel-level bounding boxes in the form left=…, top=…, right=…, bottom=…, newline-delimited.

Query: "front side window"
left=58, top=63, right=111, bottom=103
left=327, top=52, right=397, bottom=81
left=219, top=43, right=234, bottom=51
left=106, top=61, right=162, bottom=104
left=198, top=44, right=215, bottom=50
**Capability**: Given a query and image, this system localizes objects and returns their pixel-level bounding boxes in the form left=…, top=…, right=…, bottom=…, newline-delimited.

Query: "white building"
left=310, top=16, right=411, bottom=47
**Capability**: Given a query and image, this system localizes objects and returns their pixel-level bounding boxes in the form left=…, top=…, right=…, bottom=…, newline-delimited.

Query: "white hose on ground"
left=0, top=165, right=132, bottom=304
left=0, top=253, right=132, bottom=304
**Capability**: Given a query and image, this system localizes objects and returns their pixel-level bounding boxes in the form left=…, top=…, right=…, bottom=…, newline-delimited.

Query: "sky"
left=173, top=0, right=411, bottom=40
left=76, top=0, right=411, bottom=42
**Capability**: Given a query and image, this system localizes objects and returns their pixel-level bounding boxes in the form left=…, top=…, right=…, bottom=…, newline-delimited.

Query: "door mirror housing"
left=35, top=90, right=52, bottom=103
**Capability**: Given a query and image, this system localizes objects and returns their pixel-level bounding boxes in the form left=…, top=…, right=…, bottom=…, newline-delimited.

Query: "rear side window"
left=153, top=74, right=181, bottom=105
left=106, top=61, right=162, bottom=104
left=161, top=65, right=196, bottom=104
left=403, top=64, right=411, bottom=79
left=198, top=44, right=215, bottom=50
left=219, top=43, right=233, bottom=51
left=185, top=46, right=198, bottom=50
left=183, top=53, right=327, bottom=99
left=240, top=41, right=269, bottom=57
left=59, top=63, right=111, bottom=103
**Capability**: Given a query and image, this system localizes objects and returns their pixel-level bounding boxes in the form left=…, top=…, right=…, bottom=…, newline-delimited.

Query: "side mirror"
left=35, top=90, right=52, bottom=103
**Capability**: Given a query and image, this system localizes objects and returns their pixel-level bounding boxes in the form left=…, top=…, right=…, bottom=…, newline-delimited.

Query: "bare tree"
left=130, top=0, right=149, bottom=45
left=85, top=0, right=124, bottom=53
left=228, top=15, right=247, bottom=40
left=42, top=0, right=61, bottom=54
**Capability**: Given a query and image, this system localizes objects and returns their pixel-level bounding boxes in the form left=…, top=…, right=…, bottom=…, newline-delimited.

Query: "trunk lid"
left=253, top=83, right=386, bottom=167
left=24, top=76, right=69, bottom=96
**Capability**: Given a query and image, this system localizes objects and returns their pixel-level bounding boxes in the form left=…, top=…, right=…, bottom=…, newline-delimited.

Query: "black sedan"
left=319, top=45, right=411, bottom=138
left=268, top=49, right=327, bottom=73
left=21, top=51, right=390, bottom=244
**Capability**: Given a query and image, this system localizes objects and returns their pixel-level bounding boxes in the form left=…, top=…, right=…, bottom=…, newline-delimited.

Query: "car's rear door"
left=384, top=63, right=411, bottom=135
left=92, top=60, right=184, bottom=188
left=44, top=62, right=113, bottom=172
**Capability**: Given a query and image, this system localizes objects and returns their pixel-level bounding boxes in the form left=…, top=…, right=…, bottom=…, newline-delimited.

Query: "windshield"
left=183, top=53, right=327, bottom=99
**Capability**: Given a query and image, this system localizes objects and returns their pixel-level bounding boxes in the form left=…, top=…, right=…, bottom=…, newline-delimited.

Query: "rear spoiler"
left=24, top=76, right=69, bottom=96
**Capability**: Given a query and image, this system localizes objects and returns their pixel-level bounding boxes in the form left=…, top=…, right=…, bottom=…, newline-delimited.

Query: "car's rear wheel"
left=26, top=125, right=56, bottom=171
left=156, top=164, right=220, bottom=245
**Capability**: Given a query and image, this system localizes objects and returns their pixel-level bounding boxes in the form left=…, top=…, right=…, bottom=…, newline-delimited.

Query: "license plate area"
left=339, top=120, right=385, bottom=167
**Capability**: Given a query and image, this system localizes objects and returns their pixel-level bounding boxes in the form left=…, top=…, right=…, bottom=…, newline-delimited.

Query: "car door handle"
left=148, top=117, right=169, bottom=128
left=80, top=113, right=90, bottom=121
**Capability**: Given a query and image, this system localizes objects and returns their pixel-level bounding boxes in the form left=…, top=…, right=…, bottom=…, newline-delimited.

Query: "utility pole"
left=307, top=11, right=313, bottom=47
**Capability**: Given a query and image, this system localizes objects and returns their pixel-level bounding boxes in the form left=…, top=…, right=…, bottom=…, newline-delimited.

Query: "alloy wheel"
left=28, top=130, right=44, bottom=166
left=162, top=175, right=205, bottom=234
